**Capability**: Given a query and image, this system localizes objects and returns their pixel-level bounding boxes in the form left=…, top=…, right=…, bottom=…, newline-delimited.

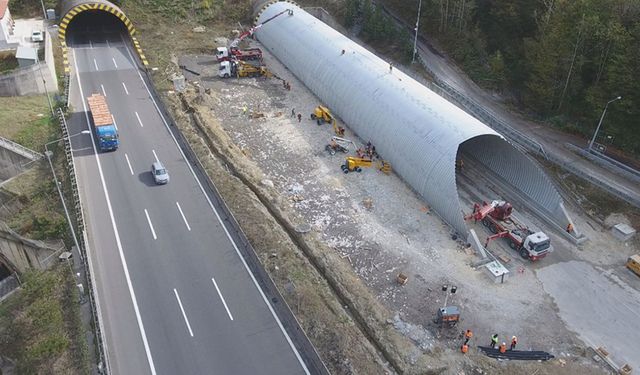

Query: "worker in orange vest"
left=499, top=342, right=507, bottom=353
left=461, top=343, right=469, bottom=354
left=464, top=329, right=473, bottom=344
left=510, top=336, right=518, bottom=350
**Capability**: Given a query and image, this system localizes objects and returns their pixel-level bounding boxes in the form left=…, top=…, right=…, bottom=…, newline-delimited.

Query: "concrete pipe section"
left=254, top=1, right=572, bottom=237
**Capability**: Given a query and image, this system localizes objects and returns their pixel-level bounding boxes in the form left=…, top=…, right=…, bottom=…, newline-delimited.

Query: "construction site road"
left=65, top=27, right=310, bottom=375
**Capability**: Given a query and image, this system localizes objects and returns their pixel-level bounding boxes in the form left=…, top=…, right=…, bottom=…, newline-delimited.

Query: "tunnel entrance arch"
left=59, top=0, right=136, bottom=47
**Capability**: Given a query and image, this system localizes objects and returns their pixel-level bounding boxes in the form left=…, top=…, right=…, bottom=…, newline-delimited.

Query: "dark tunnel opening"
left=65, top=10, right=128, bottom=47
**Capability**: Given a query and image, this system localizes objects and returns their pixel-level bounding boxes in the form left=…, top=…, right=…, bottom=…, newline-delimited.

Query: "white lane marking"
left=135, top=111, right=144, bottom=127
left=101, top=84, right=107, bottom=97
left=122, top=39, right=310, bottom=374
left=176, top=202, right=191, bottom=231
left=106, top=39, right=110, bottom=48
left=94, top=58, right=99, bottom=71
left=111, top=114, right=118, bottom=131
left=122, top=82, right=129, bottom=95
left=173, top=289, right=194, bottom=337
left=211, top=277, right=234, bottom=321
left=124, top=153, right=134, bottom=175
left=152, top=149, right=159, bottom=163
left=72, top=48, right=157, bottom=375
left=144, top=209, right=157, bottom=240
left=112, top=57, right=118, bottom=69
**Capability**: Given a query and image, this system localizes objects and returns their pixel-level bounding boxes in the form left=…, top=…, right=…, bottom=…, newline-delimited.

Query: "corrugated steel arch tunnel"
left=59, top=0, right=135, bottom=46
left=255, top=1, right=572, bottom=236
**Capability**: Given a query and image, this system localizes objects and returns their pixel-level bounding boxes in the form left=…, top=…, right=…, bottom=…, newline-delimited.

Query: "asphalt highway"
left=66, top=28, right=309, bottom=375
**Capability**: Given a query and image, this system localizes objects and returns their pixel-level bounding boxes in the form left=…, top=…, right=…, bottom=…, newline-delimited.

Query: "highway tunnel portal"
left=254, top=1, right=573, bottom=237
left=59, top=0, right=135, bottom=46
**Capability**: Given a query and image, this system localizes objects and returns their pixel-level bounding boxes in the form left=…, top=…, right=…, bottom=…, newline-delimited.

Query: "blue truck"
left=87, top=94, right=119, bottom=151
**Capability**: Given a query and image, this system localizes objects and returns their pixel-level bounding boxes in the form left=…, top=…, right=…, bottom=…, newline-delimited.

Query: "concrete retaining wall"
left=0, top=222, right=63, bottom=273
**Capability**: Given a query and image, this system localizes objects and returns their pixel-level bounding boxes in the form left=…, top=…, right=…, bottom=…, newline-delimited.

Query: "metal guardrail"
left=56, top=107, right=109, bottom=374
left=0, top=136, right=43, bottom=161
left=564, top=143, right=640, bottom=184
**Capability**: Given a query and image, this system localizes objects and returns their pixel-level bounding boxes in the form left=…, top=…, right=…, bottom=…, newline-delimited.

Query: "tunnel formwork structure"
left=254, top=1, right=571, bottom=236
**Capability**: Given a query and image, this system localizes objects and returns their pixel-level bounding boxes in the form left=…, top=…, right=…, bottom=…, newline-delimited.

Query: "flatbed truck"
left=87, top=94, right=119, bottom=152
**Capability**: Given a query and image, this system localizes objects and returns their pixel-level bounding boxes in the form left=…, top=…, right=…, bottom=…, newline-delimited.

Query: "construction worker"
left=490, top=334, right=498, bottom=348
left=297, top=113, right=302, bottom=123
left=460, top=343, right=469, bottom=354
left=389, top=63, right=393, bottom=73
left=242, top=105, right=248, bottom=116
left=291, top=108, right=295, bottom=117
left=464, top=329, right=473, bottom=344
left=341, top=49, right=346, bottom=55
left=499, top=342, right=507, bottom=353
left=510, top=336, right=517, bottom=350
left=566, top=223, right=573, bottom=233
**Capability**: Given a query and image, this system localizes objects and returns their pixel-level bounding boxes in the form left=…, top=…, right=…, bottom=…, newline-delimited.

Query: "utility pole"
left=40, top=0, right=47, bottom=19
left=412, top=0, right=422, bottom=64
left=35, top=55, right=55, bottom=117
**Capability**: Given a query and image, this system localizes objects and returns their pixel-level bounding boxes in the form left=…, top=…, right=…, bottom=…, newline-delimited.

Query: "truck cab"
left=96, top=126, right=119, bottom=151
left=521, top=231, right=552, bottom=260
left=215, top=47, right=230, bottom=61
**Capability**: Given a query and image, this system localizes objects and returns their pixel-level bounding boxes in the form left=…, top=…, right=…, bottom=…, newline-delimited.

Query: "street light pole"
left=44, top=131, right=90, bottom=260
left=411, top=0, right=422, bottom=64
left=588, top=96, right=622, bottom=151
left=40, top=0, right=47, bottom=19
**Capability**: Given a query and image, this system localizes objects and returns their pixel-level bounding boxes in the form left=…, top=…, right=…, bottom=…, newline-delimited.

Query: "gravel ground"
left=174, top=37, right=636, bottom=373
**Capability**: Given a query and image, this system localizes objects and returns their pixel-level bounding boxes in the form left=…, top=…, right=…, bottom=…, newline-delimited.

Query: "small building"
left=15, top=45, right=37, bottom=67
left=0, top=0, right=15, bottom=50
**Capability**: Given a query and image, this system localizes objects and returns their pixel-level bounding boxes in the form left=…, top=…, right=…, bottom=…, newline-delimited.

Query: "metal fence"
left=56, top=108, right=109, bottom=373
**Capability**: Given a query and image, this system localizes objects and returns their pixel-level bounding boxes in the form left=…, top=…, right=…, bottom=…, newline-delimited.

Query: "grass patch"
left=0, top=51, right=19, bottom=74
left=0, top=95, right=56, bottom=152
left=0, top=266, right=89, bottom=374
left=8, top=0, right=57, bottom=18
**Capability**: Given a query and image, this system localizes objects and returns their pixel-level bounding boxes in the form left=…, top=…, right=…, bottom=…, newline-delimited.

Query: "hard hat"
left=512, top=336, right=517, bottom=339
left=502, top=342, right=506, bottom=345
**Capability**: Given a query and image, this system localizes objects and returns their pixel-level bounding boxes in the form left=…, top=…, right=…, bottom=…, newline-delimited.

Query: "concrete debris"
left=193, top=26, right=206, bottom=33
left=391, top=313, right=434, bottom=351
left=261, top=179, right=274, bottom=188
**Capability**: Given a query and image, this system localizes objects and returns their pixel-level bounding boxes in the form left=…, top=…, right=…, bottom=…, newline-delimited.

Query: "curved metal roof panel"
left=255, top=2, right=565, bottom=235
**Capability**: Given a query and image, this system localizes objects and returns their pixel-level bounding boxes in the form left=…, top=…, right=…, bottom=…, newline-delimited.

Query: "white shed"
left=15, top=45, right=37, bottom=67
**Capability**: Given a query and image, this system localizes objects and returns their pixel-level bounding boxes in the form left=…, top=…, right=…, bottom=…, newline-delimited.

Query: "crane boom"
left=230, top=9, right=293, bottom=48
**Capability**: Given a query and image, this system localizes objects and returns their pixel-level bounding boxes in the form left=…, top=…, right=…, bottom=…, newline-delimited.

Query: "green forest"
left=347, top=0, right=640, bottom=156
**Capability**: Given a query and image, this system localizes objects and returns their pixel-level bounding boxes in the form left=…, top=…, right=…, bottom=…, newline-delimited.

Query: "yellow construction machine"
left=219, top=60, right=272, bottom=78
left=310, top=105, right=345, bottom=135
left=341, top=157, right=372, bottom=173
left=627, top=254, right=640, bottom=277
left=310, top=105, right=334, bottom=125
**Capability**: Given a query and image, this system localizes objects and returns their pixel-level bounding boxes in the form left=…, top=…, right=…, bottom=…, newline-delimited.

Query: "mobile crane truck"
left=466, top=200, right=552, bottom=261
left=87, top=94, right=119, bottom=151
left=215, top=8, right=293, bottom=62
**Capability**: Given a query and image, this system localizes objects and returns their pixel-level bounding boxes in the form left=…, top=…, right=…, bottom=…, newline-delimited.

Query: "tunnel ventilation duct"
left=59, top=0, right=136, bottom=45
left=254, top=1, right=569, bottom=236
